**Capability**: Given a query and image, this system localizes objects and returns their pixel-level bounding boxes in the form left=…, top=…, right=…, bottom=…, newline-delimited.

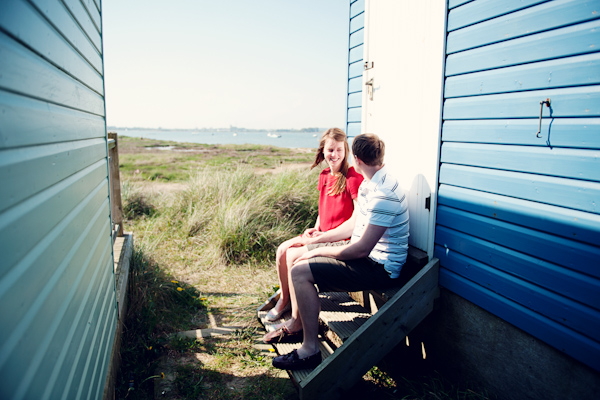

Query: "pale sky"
left=102, top=1, right=350, bottom=130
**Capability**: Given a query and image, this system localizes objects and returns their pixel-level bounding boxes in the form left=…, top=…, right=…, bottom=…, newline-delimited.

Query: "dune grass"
left=115, top=140, right=494, bottom=399
left=116, top=163, right=318, bottom=399
left=117, top=136, right=315, bottom=182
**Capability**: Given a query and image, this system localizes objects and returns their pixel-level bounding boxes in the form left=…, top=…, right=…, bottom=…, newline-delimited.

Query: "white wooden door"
left=361, top=0, right=446, bottom=256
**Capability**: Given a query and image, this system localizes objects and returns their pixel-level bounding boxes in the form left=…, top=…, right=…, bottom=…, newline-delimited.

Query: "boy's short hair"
left=352, top=133, right=385, bottom=166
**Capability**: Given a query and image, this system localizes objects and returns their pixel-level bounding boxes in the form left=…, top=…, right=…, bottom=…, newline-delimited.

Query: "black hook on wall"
left=536, top=98, right=551, bottom=138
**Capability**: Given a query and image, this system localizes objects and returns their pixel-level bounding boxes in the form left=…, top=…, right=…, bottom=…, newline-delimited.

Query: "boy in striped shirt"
left=271, top=133, right=410, bottom=370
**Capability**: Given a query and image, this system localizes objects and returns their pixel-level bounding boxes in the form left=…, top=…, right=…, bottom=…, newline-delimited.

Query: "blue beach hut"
left=1, top=0, right=599, bottom=399
left=0, top=0, right=126, bottom=398
left=346, top=0, right=599, bottom=399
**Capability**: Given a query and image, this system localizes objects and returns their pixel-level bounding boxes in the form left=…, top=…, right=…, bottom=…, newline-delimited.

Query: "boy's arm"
left=295, top=223, right=386, bottom=264
left=305, top=209, right=357, bottom=244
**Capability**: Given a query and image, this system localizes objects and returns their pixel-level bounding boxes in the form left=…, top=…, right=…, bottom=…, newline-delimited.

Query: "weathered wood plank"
left=108, top=133, right=124, bottom=238
left=318, top=292, right=371, bottom=347
left=299, top=259, right=440, bottom=400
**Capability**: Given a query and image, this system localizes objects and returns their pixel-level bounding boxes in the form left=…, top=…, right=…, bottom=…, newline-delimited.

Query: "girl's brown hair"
left=310, top=128, right=350, bottom=196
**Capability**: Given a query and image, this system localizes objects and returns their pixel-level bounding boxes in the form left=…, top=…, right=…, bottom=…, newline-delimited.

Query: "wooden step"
left=318, top=292, right=371, bottom=348
left=257, top=292, right=371, bottom=384
left=257, top=258, right=440, bottom=400
left=272, top=340, right=335, bottom=385
left=299, top=259, right=440, bottom=399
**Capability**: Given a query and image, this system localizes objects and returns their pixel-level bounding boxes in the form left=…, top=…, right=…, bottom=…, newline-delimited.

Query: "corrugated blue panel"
left=77, top=271, right=116, bottom=399
left=439, top=0, right=600, bottom=373
left=441, top=142, right=600, bottom=181
left=62, top=0, right=102, bottom=50
left=436, top=204, right=600, bottom=279
left=348, top=76, right=362, bottom=93
left=0, top=185, right=109, bottom=346
left=2, top=200, right=113, bottom=399
left=0, top=139, right=108, bottom=213
left=438, top=185, right=600, bottom=246
left=349, top=28, right=364, bottom=49
left=349, top=11, right=364, bottom=34
left=446, top=19, right=600, bottom=75
left=449, top=0, right=475, bottom=11
left=348, top=44, right=363, bottom=64
left=347, top=122, right=362, bottom=137
left=0, top=161, right=107, bottom=277
left=347, top=92, right=361, bottom=108
left=0, top=188, right=114, bottom=399
left=0, top=0, right=116, bottom=397
left=0, top=32, right=104, bottom=114
left=436, top=244, right=600, bottom=340
left=448, top=0, right=547, bottom=31
left=0, top=91, right=105, bottom=149
left=350, top=0, right=364, bottom=18
left=347, top=0, right=364, bottom=137
left=348, top=60, right=363, bottom=79
left=436, top=226, right=600, bottom=307
left=41, top=230, right=111, bottom=399
left=442, top=118, right=600, bottom=149
left=81, top=0, right=102, bottom=34
left=447, top=0, right=599, bottom=53
left=439, top=164, right=600, bottom=214
left=90, top=0, right=100, bottom=14
left=60, top=256, right=114, bottom=400
left=347, top=107, right=362, bottom=123
left=438, top=268, right=600, bottom=372
left=0, top=1, right=103, bottom=94
left=444, top=86, right=600, bottom=119
left=29, top=0, right=102, bottom=74
left=445, top=52, right=600, bottom=98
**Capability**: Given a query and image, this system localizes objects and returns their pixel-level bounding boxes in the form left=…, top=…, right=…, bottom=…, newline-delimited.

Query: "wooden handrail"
left=108, top=132, right=124, bottom=238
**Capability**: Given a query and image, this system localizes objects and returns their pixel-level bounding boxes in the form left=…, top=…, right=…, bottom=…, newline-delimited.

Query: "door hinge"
left=364, top=61, right=374, bottom=70
left=425, top=195, right=431, bottom=211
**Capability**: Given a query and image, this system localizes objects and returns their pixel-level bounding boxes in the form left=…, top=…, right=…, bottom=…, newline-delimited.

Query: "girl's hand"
left=302, top=227, right=318, bottom=238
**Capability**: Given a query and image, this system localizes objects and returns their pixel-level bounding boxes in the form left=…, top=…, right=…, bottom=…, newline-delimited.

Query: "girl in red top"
left=264, top=128, right=363, bottom=329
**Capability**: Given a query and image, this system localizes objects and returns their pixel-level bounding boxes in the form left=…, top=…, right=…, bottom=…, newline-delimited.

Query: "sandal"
left=263, top=325, right=303, bottom=344
left=265, top=301, right=291, bottom=322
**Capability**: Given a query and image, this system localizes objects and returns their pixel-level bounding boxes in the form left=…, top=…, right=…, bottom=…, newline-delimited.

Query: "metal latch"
left=365, top=78, right=374, bottom=101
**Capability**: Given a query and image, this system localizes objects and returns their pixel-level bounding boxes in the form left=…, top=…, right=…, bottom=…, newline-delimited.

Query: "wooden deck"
left=257, top=256, right=440, bottom=399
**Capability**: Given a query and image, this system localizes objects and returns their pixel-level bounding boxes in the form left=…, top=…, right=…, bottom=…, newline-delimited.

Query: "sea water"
left=111, top=128, right=320, bottom=149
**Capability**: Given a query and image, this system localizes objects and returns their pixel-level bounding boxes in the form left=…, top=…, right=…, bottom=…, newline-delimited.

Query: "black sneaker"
left=272, top=349, right=321, bottom=370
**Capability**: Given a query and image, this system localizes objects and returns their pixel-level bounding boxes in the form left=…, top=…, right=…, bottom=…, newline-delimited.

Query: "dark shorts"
left=306, top=241, right=402, bottom=292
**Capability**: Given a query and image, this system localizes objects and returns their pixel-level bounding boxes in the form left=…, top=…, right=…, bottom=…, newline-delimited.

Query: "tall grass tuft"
left=122, top=181, right=157, bottom=219
left=179, top=166, right=319, bottom=266
left=133, top=166, right=320, bottom=268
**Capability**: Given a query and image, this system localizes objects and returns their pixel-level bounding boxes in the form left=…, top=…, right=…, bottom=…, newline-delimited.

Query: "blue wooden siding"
left=436, top=0, right=600, bottom=372
left=0, top=0, right=117, bottom=398
left=346, top=0, right=364, bottom=137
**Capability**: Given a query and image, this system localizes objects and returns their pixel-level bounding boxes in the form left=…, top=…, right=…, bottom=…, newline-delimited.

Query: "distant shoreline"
left=107, top=126, right=327, bottom=134
left=112, top=127, right=321, bottom=149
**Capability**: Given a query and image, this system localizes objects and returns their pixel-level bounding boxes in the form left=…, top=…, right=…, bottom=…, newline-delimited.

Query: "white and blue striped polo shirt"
left=351, top=166, right=409, bottom=278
